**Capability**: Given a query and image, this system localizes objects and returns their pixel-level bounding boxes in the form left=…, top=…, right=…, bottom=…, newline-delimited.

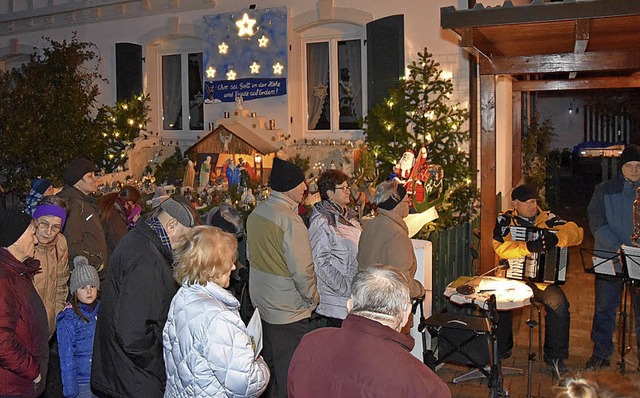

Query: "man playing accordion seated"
left=492, top=184, right=584, bottom=372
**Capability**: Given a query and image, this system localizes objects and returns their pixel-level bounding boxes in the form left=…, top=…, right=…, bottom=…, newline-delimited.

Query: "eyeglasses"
left=37, top=221, right=61, bottom=233
left=334, top=185, right=350, bottom=193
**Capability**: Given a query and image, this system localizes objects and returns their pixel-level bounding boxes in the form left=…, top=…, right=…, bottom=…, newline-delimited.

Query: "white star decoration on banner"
left=236, top=13, right=257, bottom=37
left=206, top=66, right=216, bottom=79
left=258, top=35, right=269, bottom=48
left=273, top=62, right=284, bottom=75
left=226, top=70, right=237, bottom=80
left=218, top=42, right=229, bottom=54
left=250, top=62, right=261, bottom=74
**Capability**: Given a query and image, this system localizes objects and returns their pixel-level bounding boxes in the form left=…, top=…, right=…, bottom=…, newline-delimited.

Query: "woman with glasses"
left=308, top=169, right=362, bottom=327
left=32, top=195, right=69, bottom=339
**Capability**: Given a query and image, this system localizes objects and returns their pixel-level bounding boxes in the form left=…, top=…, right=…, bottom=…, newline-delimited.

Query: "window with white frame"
left=161, top=51, right=204, bottom=131
left=303, top=24, right=365, bottom=134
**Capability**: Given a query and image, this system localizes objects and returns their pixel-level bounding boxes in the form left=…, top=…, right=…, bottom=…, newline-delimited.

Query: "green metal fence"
left=427, top=219, right=480, bottom=314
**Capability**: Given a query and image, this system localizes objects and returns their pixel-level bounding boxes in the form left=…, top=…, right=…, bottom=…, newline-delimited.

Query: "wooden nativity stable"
left=185, top=122, right=279, bottom=185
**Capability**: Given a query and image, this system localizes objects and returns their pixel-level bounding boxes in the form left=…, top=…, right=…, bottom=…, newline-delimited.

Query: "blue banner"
left=204, top=78, right=286, bottom=103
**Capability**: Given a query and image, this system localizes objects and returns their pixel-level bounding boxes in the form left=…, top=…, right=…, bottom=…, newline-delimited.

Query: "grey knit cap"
left=70, top=256, right=100, bottom=292
left=160, top=198, right=195, bottom=227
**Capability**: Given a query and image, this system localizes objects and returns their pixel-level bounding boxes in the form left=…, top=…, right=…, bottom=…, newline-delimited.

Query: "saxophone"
left=632, top=186, right=640, bottom=245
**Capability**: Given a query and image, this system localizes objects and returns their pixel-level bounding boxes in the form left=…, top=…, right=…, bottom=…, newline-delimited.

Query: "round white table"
left=444, top=276, right=534, bottom=311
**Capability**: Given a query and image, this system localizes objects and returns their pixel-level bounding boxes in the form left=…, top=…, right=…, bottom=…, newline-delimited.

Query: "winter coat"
left=246, top=191, right=319, bottom=324
left=288, top=314, right=451, bottom=398
left=57, top=185, right=108, bottom=277
left=91, top=221, right=179, bottom=398
left=163, top=282, right=269, bottom=397
left=357, top=209, right=424, bottom=298
left=56, top=301, right=99, bottom=398
left=0, top=248, right=49, bottom=397
left=33, top=234, right=69, bottom=339
left=308, top=205, right=361, bottom=319
left=492, top=205, right=584, bottom=260
left=588, top=173, right=637, bottom=273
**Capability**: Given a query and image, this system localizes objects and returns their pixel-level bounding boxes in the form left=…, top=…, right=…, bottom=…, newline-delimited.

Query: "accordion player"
left=504, top=226, right=568, bottom=284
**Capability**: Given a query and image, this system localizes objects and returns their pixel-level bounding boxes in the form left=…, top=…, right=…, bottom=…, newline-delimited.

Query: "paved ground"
left=433, top=172, right=639, bottom=397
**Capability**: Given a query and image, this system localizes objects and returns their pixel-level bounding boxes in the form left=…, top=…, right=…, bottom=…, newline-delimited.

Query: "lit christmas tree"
left=102, top=93, right=151, bottom=172
left=363, top=48, right=478, bottom=230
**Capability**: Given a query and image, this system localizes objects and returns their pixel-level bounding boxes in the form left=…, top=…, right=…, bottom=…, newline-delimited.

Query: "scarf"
left=147, top=217, right=173, bottom=252
left=313, top=200, right=358, bottom=227
left=0, top=247, right=41, bottom=278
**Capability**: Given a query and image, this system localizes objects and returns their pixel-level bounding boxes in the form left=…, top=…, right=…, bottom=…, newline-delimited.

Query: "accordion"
left=505, top=226, right=568, bottom=284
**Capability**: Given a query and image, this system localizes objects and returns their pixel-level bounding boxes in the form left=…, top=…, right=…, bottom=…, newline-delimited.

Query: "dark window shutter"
left=115, top=43, right=143, bottom=101
left=366, top=15, right=404, bottom=116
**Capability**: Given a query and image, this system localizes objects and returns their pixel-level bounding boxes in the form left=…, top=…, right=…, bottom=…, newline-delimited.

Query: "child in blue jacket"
left=56, top=256, right=100, bottom=398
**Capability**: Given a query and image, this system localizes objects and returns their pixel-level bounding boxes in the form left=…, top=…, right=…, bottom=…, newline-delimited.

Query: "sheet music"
left=621, top=245, right=640, bottom=281
left=592, top=256, right=616, bottom=276
left=246, top=308, right=263, bottom=359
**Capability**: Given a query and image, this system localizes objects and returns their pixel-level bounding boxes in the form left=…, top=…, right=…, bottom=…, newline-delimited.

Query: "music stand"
left=619, top=245, right=640, bottom=374
left=579, top=248, right=621, bottom=277
left=580, top=247, right=633, bottom=374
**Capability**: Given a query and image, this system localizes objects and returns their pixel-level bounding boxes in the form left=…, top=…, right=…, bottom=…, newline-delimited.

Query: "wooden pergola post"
left=479, top=74, right=497, bottom=273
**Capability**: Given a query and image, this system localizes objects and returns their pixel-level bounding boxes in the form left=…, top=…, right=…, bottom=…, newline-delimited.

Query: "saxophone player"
left=493, top=184, right=584, bottom=372
left=587, top=144, right=640, bottom=371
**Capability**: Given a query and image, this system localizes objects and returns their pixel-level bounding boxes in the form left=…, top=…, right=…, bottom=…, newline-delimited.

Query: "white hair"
left=350, top=264, right=411, bottom=329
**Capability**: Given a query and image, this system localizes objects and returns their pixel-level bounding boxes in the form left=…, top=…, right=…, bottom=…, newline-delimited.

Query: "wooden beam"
left=469, top=55, right=479, bottom=187
left=460, top=27, right=502, bottom=60
left=513, top=76, right=640, bottom=92
left=460, top=27, right=480, bottom=58
left=570, top=19, right=590, bottom=79
left=480, top=50, right=640, bottom=75
left=441, top=0, right=640, bottom=29
left=479, top=75, right=497, bottom=274
left=512, top=92, right=522, bottom=188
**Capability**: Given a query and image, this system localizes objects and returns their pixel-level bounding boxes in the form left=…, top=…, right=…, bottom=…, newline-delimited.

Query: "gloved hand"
left=526, top=238, right=546, bottom=253
left=544, top=230, right=559, bottom=251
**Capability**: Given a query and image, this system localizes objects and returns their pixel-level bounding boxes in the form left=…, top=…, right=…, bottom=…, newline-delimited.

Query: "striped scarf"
left=147, top=217, right=172, bottom=253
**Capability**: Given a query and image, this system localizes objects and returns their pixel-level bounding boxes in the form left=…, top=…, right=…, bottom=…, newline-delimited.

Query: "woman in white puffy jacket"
left=163, top=226, right=269, bottom=397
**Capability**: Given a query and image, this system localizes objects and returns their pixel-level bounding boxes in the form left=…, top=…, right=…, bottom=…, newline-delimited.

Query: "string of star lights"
left=203, top=7, right=288, bottom=103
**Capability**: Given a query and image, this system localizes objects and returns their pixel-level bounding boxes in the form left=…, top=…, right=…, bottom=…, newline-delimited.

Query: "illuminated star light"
left=250, top=62, right=260, bottom=74
left=258, top=35, right=269, bottom=48
left=226, top=69, right=237, bottom=80
left=206, top=66, right=216, bottom=79
left=218, top=42, right=229, bottom=54
left=273, top=62, right=284, bottom=75
left=236, top=13, right=257, bottom=37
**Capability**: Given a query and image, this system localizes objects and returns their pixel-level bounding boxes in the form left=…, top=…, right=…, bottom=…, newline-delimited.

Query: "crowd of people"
left=2, top=144, right=640, bottom=397
left=0, top=156, right=449, bottom=398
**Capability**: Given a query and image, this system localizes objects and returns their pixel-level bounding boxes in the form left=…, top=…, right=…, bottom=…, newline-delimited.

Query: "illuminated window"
left=161, top=52, right=204, bottom=131
left=304, top=35, right=363, bottom=133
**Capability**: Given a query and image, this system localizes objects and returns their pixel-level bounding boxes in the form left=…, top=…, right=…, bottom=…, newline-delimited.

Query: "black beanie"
left=511, top=184, right=537, bottom=202
left=269, top=158, right=306, bottom=192
left=0, top=207, right=33, bottom=247
left=63, top=158, right=99, bottom=186
left=620, top=145, right=640, bottom=167
left=378, top=184, right=407, bottom=210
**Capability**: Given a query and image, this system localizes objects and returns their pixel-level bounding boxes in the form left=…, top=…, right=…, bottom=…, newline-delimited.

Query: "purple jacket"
left=288, top=314, right=451, bottom=398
